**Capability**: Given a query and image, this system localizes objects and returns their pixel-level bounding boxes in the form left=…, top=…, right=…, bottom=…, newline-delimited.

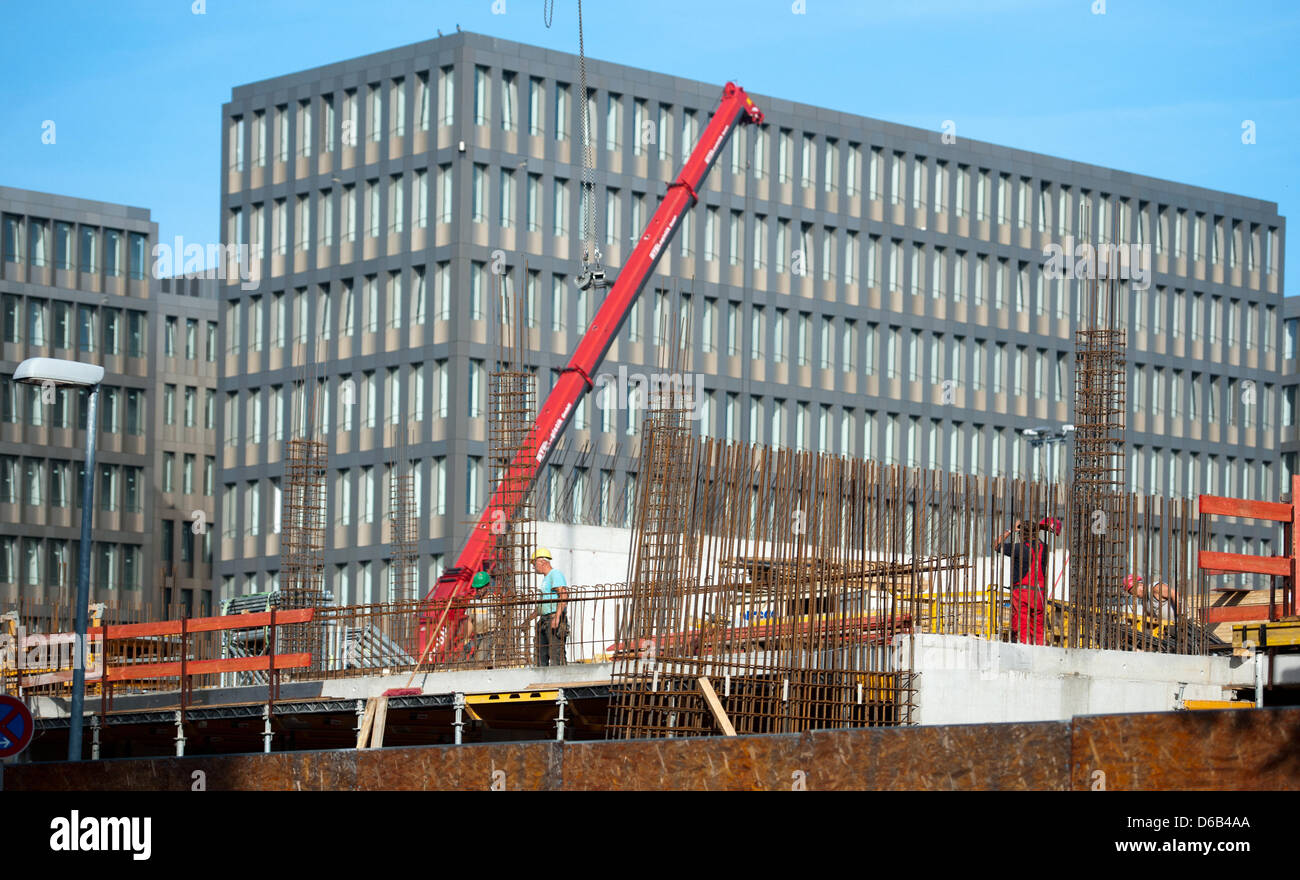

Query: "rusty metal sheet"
left=1070, top=708, right=1300, bottom=791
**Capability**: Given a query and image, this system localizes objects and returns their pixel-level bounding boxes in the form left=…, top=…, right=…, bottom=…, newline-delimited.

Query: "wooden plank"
left=102, top=608, right=315, bottom=640
left=102, top=652, right=311, bottom=682
left=1204, top=603, right=1286, bottom=624
left=370, top=696, right=388, bottom=749
left=19, top=670, right=90, bottom=687
left=697, top=676, right=736, bottom=737
left=522, top=679, right=612, bottom=690
left=1197, top=551, right=1290, bottom=577
left=356, top=699, right=377, bottom=749
left=1198, top=495, right=1293, bottom=522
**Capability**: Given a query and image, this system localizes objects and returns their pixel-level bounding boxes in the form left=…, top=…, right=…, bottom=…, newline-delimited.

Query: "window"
left=365, top=181, right=381, bottom=238
left=553, top=178, right=568, bottom=237
left=492, top=69, right=517, bottom=134
left=555, top=83, right=570, bottom=141
left=790, top=315, right=811, bottom=366
left=701, top=299, right=716, bottom=354
left=99, top=464, right=119, bottom=512
left=824, top=138, right=839, bottom=193
left=274, top=103, right=291, bottom=161
left=125, top=389, right=144, bottom=435
left=78, top=225, right=99, bottom=273
left=726, top=302, right=740, bottom=356
left=469, top=163, right=487, bottom=223
left=0, top=215, right=25, bottom=264
left=295, top=98, right=313, bottom=158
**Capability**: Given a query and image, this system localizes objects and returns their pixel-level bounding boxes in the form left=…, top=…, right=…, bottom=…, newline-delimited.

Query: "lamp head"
left=14, top=358, right=104, bottom=388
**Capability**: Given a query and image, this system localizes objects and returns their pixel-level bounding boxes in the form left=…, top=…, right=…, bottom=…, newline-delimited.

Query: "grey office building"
left=215, top=32, right=1286, bottom=604
left=0, top=187, right=219, bottom=616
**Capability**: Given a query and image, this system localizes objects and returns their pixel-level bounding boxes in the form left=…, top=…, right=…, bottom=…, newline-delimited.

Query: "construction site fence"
left=2, top=587, right=637, bottom=698
left=2, top=483, right=1254, bottom=704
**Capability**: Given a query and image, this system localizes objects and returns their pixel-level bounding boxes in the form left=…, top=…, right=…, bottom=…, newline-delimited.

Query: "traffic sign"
left=0, top=694, right=34, bottom=758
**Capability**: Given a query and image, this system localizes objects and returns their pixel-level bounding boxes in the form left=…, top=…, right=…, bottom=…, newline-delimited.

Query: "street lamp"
left=14, top=357, right=104, bottom=761
left=1021, top=424, right=1075, bottom=484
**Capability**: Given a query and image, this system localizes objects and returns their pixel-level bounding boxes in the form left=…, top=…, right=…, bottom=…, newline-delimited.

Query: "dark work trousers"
left=537, top=612, right=568, bottom=666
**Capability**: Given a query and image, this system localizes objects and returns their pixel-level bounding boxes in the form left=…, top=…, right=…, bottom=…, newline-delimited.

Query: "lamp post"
left=1021, top=424, right=1075, bottom=484
left=15, top=357, right=104, bottom=761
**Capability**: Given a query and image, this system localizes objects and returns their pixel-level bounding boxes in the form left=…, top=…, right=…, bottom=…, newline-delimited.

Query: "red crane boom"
left=418, top=82, right=764, bottom=657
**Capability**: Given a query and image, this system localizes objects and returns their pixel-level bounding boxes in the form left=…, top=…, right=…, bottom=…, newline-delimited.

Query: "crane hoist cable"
left=575, top=0, right=605, bottom=292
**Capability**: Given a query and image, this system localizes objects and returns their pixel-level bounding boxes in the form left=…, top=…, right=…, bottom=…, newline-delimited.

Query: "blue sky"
left=2, top=0, right=1296, bottom=292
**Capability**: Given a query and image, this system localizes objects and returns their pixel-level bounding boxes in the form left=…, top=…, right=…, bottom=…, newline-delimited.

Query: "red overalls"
left=1012, top=542, right=1047, bottom=646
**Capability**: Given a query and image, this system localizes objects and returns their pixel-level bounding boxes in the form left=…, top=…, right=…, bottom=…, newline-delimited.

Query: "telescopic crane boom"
left=418, top=82, right=764, bottom=655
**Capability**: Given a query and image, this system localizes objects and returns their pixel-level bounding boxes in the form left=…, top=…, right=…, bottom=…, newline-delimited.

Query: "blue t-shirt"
left=539, top=569, right=568, bottom=616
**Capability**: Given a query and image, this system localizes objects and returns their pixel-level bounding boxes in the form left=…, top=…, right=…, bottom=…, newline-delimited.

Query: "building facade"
left=155, top=275, right=219, bottom=616
left=0, top=187, right=218, bottom=616
left=215, top=32, right=1287, bottom=604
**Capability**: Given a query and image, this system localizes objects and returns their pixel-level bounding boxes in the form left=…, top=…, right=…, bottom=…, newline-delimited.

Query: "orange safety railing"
left=1198, top=473, right=1298, bottom=623
left=6, top=608, right=314, bottom=705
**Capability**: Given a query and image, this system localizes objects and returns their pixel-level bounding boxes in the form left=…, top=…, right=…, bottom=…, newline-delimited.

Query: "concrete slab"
left=904, top=633, right=1259, bottom=725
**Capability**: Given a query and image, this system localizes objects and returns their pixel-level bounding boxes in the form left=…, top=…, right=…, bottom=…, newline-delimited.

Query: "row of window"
left=216, top=430, right=1274, bottom=549
left=688, top=395, right=1274, bottom=461
left=222, top=363, right=451, bottom=446
left=223, top=182, right=1279, bottom=353
left=221, top=269, right=1277, bottom=391
left=1, top=215, right=150, bottom=278
left=0, top=457, right=147, bottom=512
left=222, top=557, right=447, bottom=607
left=221, top=456, right=635, bottom=539
left=224, top=267, right=447, bottom=352
left=163, top=384, right=215, bottom=430
left=226, top=67, right=1280, bottom=282
left=159, top=518, right=213, bottom=566
left=221, top=459, right=431, bottom=537
left=1127, top=448, right=1271, bottom=500
left=160, top=452, right=215, bottom=497
left=229, top=67, right=456, bottom=172
left=219, top=347, right=1278, bottom=463
left=0, top=381, right=147, bottom=434
left=0, top=536, right=141, bottom=590
left=162, top=315, right=218, bottom=360
left=2, top=296, right=149, bottom=355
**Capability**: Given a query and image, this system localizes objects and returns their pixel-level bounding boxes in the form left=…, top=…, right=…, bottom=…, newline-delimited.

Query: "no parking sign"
left=0, top=694, right=34, bottom=758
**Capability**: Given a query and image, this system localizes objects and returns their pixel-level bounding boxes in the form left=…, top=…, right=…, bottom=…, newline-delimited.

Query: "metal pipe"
left=1255, top=650, right=1265, bottom=708
left=69, top=384, right=99, bottom=762
left=174, top=709, right=186, bottom=757
left=453, top=692, right=465, bottom=745
left=555, top=687, right=567, bottom=742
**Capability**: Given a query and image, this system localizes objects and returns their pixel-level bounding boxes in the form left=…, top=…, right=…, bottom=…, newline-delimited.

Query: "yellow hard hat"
left=532, top=547, right=553, bottom=561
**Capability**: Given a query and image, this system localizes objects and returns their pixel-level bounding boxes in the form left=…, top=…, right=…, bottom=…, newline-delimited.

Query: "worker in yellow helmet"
left=531, top=548, right=569, bottom=666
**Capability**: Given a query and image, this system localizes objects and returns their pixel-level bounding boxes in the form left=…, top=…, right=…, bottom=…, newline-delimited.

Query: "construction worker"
left=994, top=519, right=1050, bottom=645
left=1124, top=573, right=1180, bottom=621
left=532, top=548, right=569, bottom=666
left=466, top=571, right=496, bottom=664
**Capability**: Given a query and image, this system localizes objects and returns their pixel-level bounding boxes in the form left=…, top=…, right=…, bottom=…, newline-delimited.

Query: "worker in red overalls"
left=994, top=519, right=1050, bottom=645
